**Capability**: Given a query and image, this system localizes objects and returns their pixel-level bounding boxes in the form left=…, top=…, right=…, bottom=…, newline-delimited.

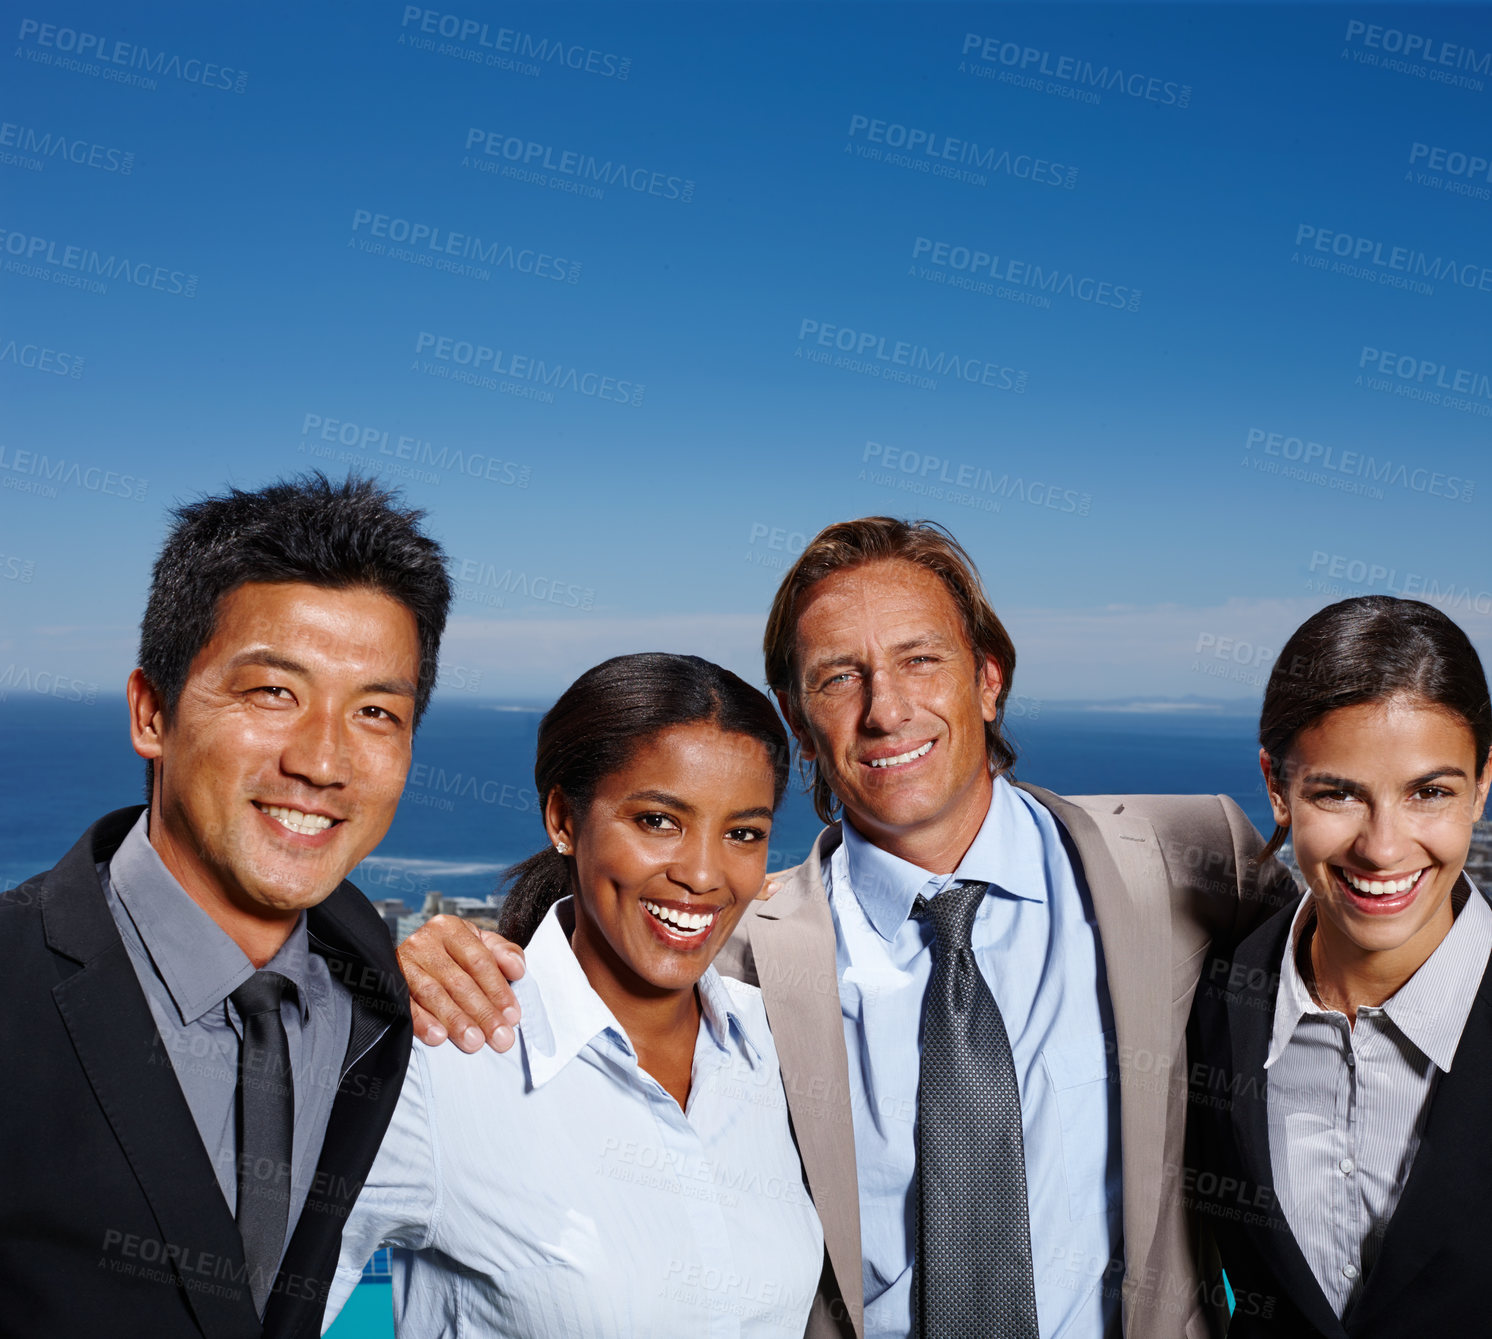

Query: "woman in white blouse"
left=324, top=653, right=823, bottom=1337
left=1187, top=596, right=1492, bottom=1337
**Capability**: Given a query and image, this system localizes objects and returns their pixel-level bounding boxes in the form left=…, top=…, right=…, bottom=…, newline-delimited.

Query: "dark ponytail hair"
left=497, top=653, right=790, bottom=946
left=1257, top=596, right=1491, bottom=859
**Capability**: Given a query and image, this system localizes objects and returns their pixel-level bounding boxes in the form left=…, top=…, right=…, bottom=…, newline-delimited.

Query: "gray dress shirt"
left=101, top=811, right=354, bottom=1267
left=1265, top=879, right=1492, bottom=1317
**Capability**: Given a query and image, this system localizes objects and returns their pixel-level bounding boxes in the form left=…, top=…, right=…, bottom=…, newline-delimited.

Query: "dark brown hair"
left=762, top=516, right=1017, bottom=823
left=497, top=653, right=790, bottom=947
left=1258, top=596, right=1492, bottom=859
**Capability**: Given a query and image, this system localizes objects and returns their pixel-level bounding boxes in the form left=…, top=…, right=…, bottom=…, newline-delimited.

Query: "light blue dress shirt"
left=830, top=774, right=1122, bottom=1339
left=325, top=897, right=823, bottom=1338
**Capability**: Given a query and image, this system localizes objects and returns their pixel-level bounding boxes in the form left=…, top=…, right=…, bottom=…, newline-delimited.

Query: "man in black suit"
left=0, top=474, right=460, bottom=1338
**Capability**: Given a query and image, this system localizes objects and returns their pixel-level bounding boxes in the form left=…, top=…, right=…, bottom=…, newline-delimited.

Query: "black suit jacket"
left=1186, top=888, right=1492, bottom=1337
left=0, top=807, right=413, bottom=1339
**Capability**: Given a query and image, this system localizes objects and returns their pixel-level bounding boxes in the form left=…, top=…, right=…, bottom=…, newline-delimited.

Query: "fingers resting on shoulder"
left=397, top=914, right=526, bottom=1054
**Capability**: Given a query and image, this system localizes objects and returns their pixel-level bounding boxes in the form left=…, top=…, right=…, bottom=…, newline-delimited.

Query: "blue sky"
left=4, top=2, right=1490, bottom=705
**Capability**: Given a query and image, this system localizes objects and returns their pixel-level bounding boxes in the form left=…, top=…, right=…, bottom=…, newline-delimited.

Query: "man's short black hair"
left=139, top=472, right=451, bottom=762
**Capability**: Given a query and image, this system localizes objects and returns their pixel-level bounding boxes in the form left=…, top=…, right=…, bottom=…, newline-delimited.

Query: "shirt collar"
left=108, top=810, right=313, bottom=1026
left=1265, top=895, right=1319, bottom=1069
left=697, top=963, right=770, bottom=1070
left=1383, top=878, right=1492, bottom=1071
left=1266, top=879, right=1492, bottom=1072
left=840, top=773, right=1048, bottom=942
left=517, top=898, right=765, bottom=1089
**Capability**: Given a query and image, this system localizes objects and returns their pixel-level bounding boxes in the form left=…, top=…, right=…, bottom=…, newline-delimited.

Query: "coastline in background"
left=3, top=696, right=1278, bottom=902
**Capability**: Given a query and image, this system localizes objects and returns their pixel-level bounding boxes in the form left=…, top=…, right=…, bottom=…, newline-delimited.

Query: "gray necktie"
left=231, top=970, right=295, bottom=1315
left=912, top=882, right=1040, bottom=1339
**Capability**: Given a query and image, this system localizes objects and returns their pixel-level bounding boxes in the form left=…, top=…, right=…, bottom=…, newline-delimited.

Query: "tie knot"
left=231, top=971, right=292, bottom=1018
left=915, top=880, right=988, bottom=951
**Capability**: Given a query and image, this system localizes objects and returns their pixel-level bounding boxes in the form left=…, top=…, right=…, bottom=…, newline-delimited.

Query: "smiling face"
left=1264, top=694, right=1492, bottom=985
left=549, top=721, right=776, bottom=1006
left=129, top=581, right=421, bottom=958
left=784, top=559, right=1000, bottom=869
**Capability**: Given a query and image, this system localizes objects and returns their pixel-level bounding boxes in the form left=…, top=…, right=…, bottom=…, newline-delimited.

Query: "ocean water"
left=1, top=697, right=1272, bottom=902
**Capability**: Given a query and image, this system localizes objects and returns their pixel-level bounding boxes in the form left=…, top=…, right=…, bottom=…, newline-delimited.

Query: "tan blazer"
left=716, top=784, right=1296, bottom=1339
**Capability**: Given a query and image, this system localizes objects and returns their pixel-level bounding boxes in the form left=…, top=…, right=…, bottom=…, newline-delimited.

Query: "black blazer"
left=1186, top=888, right=1492, bottom=1338
left=0, top=807, right=413, bottom=1339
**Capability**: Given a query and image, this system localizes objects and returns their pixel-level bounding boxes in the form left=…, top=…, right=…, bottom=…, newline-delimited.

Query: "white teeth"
left=1341, top=869, right=1423, bottom=897
left=260, top=804, right=335, bottom=836
left=641, top=899, right=716, bottom=936
left=869, top=741, right=934, bottom=768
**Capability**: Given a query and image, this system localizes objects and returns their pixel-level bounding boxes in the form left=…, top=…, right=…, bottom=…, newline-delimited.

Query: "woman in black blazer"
left=1187, top=595, right=1492, bottom=1338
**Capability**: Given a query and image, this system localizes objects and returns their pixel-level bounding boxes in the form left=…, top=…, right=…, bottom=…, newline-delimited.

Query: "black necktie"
left=231, top=970, right=295, bottom=1315
left=912, top=882, right=1040, bottom=1339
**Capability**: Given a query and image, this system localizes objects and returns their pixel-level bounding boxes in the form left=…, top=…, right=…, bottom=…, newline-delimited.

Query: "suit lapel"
left=1019, top=785, right=1175, bottom=1297
left=1350, top=955, right=1492, bottom=1318
left=748, top=826, right=864, bottom=1337
left=43, top=813, right=260, bottom=1339
left=266, top=889, right=412, bottom=1338
left=1223, top=909, right=1344, bottom=1338
left=1222, top=920, right=1283, bottom=1216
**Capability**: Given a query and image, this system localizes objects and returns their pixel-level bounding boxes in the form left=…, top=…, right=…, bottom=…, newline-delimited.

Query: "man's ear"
left=127, top=669, right=167, bottom=763
left=543, top=788, right=576, bottom=853
left=976, top=652, right=1003, bottom=724
left=775, top=688, right=816, bottom=762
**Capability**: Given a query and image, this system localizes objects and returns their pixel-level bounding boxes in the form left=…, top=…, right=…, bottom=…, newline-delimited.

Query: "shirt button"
left=1346, top=1053, right=1356, bottom=1067
left=1343, top=1264, right=1359, bottom=1280
left=1340, top=1158, right=1355, bottom=1175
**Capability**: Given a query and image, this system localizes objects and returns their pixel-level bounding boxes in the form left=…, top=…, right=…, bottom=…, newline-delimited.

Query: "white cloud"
left=439, top=594, right=1492, bottom=705
left=26, top=594, right=1489, bottom=710
left=438, top=613, right=771, bottom=698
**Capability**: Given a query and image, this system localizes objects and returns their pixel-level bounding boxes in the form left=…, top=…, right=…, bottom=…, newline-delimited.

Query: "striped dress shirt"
left=1264, top=878, right=1492, bottom=1317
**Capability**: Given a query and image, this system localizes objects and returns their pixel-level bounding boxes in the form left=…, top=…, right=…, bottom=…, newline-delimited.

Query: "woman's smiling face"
left=551, top=721, right=777, bottom=1003
left=1265, top=694, right=1491, bottom=978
